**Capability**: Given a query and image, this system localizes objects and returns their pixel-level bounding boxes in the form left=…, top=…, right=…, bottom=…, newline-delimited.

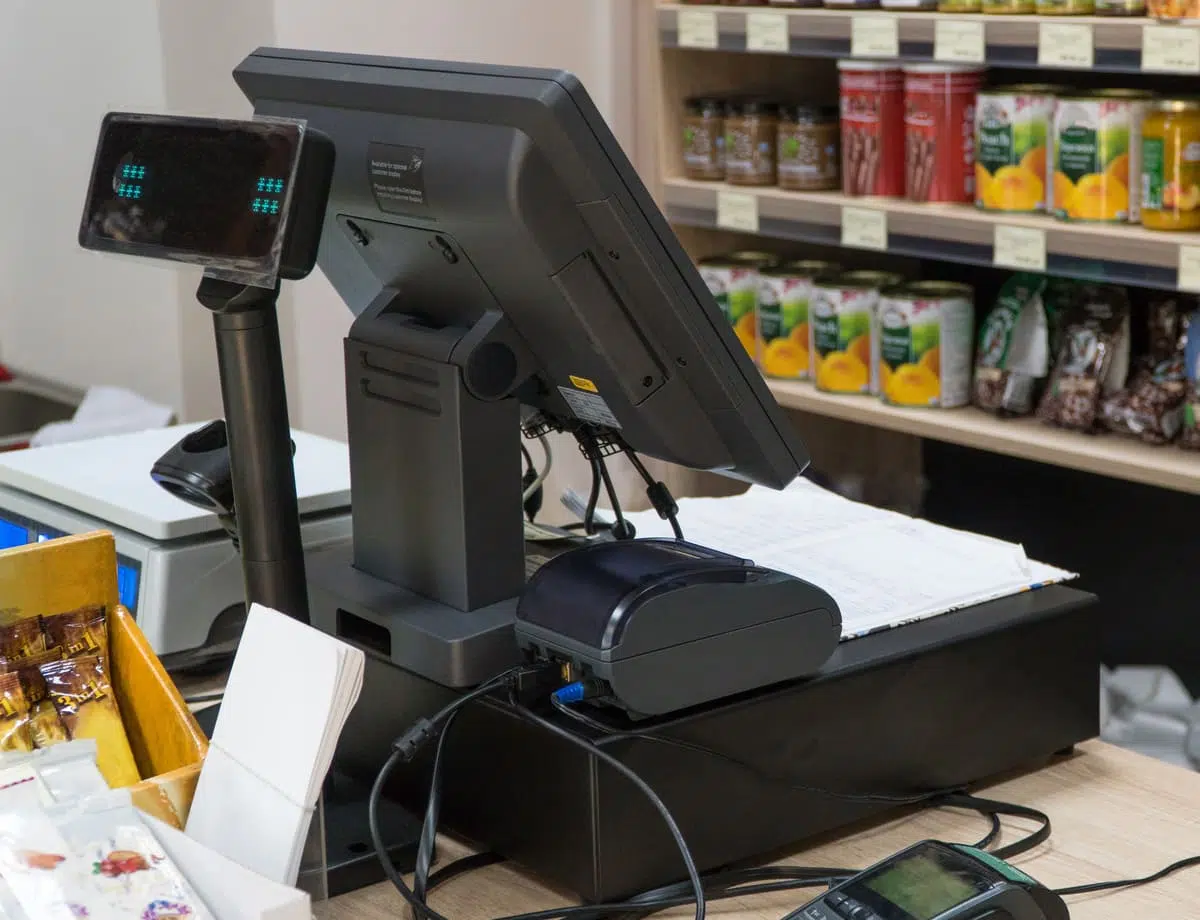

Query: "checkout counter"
left=67, top=46, right=1200, bottom=920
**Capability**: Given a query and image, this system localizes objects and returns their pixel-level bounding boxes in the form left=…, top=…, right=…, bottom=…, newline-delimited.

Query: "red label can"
left=903, top=64, right=985, bottom=203
left=838, top=61, right=905, bottom=198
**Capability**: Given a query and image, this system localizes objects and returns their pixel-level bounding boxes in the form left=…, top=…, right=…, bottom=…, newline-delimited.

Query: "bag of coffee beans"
left=1037, top=284, right=1131, bottom=432
left=1101, top=298, right=1189, bottom=444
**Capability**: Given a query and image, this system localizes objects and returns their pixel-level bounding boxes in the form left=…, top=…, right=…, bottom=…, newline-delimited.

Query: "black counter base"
left=331, top=585, right=1098, bottom=902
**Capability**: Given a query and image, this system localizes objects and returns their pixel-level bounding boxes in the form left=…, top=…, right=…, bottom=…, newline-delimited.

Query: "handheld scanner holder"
left=78, top=113, right=333, bottom=283
left=151, top=419, right=297, bottom=512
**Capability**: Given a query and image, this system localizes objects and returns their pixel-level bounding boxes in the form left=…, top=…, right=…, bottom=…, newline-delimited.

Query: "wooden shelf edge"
left=664, top=178, right=1191, bottom=290
left=768, top=379, right=1200, bottom=493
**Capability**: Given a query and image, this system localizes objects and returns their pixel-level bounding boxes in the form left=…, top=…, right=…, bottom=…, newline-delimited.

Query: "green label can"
left=757, top=260, right=839, bottom=380
left=876, top=282, right=975, bottom=407
left=811, top=279, right=881, bottom=394
left=699, top=257, right=764, bottom=357
left=975, top=86, right=1056, bottom=213
left=1052, top=92, right=1148, bottom=223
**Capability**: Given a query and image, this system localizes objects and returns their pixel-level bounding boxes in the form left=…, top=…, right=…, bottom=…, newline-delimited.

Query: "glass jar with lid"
left=777, top=104, right=840, bottom=192
left=1142, top=99, right=1200, bottom=232
left=724, top=98, right=779, bottom=187
left=682, top=97, right=726, bottom=182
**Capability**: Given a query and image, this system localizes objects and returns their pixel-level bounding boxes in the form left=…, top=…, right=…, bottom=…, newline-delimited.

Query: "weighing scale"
left=0, top=423, right=351, bottom=659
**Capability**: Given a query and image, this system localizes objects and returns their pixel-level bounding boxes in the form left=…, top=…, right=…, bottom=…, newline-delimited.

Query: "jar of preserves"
left=777, top=104, right=840, bottom=191
left=724, top=98, right=779, bottom=187
left=1142, top=99, right=1200, bottom=232
left=939, top=0, right=982, bottom=12
left=683, top=96, right=726, bottom=181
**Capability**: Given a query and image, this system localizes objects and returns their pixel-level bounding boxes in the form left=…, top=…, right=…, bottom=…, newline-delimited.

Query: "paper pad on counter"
left=185, top=604, right=364, bottom=886
left=624, top=478, right=1077, bottom=639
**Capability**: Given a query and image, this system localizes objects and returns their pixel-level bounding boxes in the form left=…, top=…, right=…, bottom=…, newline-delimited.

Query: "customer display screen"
left=842, top=845, right=995, bottom=920
left=78, top=114, right=302, bottom=263
left=0, top=513, right=140, bottom=613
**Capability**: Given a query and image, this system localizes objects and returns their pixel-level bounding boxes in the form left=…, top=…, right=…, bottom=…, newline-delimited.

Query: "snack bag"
left=0, top=620, right=48, bottom=666
left=1180, top=308, right=1200, bottom=450
left=1101, top=299, right=1189, bottom=444
left=6, top=650, right=70, bottom=751
left=39, top=658, right=139, bottom=789
left=41, top=608, right=106, bottom=661
left=54, top=796, right=214, bottom=920
left=1038, top=284, right=1131, bottom=432
left=0, top=806, right=74, bottom=920
left=0, top=675, right=32, bottom=755
left=973, top=273, right=1052, bottom=416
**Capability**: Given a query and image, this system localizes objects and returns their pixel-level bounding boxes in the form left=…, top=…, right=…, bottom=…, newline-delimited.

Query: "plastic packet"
left=41, top=608, right=106, bottom=662
left=0, top=741, right=108, bottom=813
left=54, top=793, right=215, bottom=920
left=0, top=622, right=48, bottom=667
left=0, top=806, right=74, bottom=920
left=973, top=273, right=1052, bottom=416
left=1037, top=284, right=1131, bottom=432
left=39, top=658, right=140, bottom=789
left=0, top=676, right=32, bottom=755
left=1180, top=308, right=1200, bottom=450
left=5, top=649, right=71, bottom=751
left=1101, top=299, right=1189, bottom=444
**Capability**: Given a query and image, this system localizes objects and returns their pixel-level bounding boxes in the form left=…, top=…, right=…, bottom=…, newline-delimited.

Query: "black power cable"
left=375, top=671, right=1200, bottom=920
left=621, top=444, right=684, bottom=540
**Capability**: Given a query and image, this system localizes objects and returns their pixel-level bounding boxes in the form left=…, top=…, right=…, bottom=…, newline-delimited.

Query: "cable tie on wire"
left=647, top=481, right=679, bottom=522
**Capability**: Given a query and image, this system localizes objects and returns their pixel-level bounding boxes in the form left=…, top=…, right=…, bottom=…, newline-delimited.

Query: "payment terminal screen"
left=847, top=846, right=993, bottom=920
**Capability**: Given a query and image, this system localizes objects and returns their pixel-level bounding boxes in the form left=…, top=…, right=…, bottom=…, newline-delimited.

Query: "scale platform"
left=0, top=424, right=352, bottom=658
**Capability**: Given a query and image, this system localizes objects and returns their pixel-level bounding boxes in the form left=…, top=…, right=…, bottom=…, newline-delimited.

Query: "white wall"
left=0, top=1, right=182, bottom=406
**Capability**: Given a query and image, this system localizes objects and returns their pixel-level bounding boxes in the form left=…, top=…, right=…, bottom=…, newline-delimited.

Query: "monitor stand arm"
left=305, top=289, right=527, bottom=688
left=197, top=276, right=309, bottom=624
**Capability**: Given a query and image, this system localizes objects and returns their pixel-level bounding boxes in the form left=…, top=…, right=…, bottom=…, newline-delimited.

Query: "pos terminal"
left=78, top=51, right=1099, bottom=901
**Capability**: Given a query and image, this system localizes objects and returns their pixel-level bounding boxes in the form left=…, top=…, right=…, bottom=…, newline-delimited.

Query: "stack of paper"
left=185, top=604, right=365, bottom=885
left=624, top=478, right=1076, bottom=639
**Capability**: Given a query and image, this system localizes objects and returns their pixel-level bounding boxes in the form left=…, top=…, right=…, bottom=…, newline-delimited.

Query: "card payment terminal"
left=799, top=841, right=1068, bottom=920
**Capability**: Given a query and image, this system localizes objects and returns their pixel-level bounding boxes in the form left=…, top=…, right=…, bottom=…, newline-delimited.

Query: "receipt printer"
left=515, top=539, right=842, bottom=717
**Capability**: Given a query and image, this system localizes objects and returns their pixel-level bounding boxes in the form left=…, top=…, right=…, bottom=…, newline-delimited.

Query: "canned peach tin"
left=903, top=64, right=986, bottom=203
left=838, top=60, right=905, bottom=198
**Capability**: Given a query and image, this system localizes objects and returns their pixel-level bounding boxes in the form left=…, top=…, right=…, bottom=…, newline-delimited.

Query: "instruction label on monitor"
left=368, top=142, right=428, bottom=216
left=558, top=385, right=622, bottom=429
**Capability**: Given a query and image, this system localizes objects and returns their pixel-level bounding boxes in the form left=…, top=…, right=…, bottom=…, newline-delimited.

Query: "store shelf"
left=768, top=378, right=1200, bottom=493
left=658, top=2, right=1177, bottom=73
left=664, top=177, right=1199, bottom=291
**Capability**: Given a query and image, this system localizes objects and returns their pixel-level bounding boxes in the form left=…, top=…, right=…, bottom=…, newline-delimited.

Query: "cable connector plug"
left=553, top=679, right=606, bottom=704
left=392, top=717, right=438, bottom=762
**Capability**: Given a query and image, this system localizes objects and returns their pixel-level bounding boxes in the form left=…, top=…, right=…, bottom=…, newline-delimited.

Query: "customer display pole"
left=196, top=276, right=310, bottom=625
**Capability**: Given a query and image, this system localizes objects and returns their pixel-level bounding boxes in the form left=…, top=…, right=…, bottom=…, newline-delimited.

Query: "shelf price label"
left=994, top=225, right=1047, bottom=272
left=717, top=190, right=760, bottom=233
left=851, top=16, right=900, bottom=59
left=1179, top=246, right=1200, bottom=293
left=934, top=20, right=986, bottom=64
left=677, top=9, right=719, bottom=49
left=747, top=11, right=790, bottom=53
left=1142, top=24, right=1200, bottom=73
left=1038, top=22, right=1094, bottom=69
left=841, top=207, right=888, bottom=251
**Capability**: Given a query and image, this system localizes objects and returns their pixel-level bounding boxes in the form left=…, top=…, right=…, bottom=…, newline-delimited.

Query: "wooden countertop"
left=320, top=741, right=1199, bottom=920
